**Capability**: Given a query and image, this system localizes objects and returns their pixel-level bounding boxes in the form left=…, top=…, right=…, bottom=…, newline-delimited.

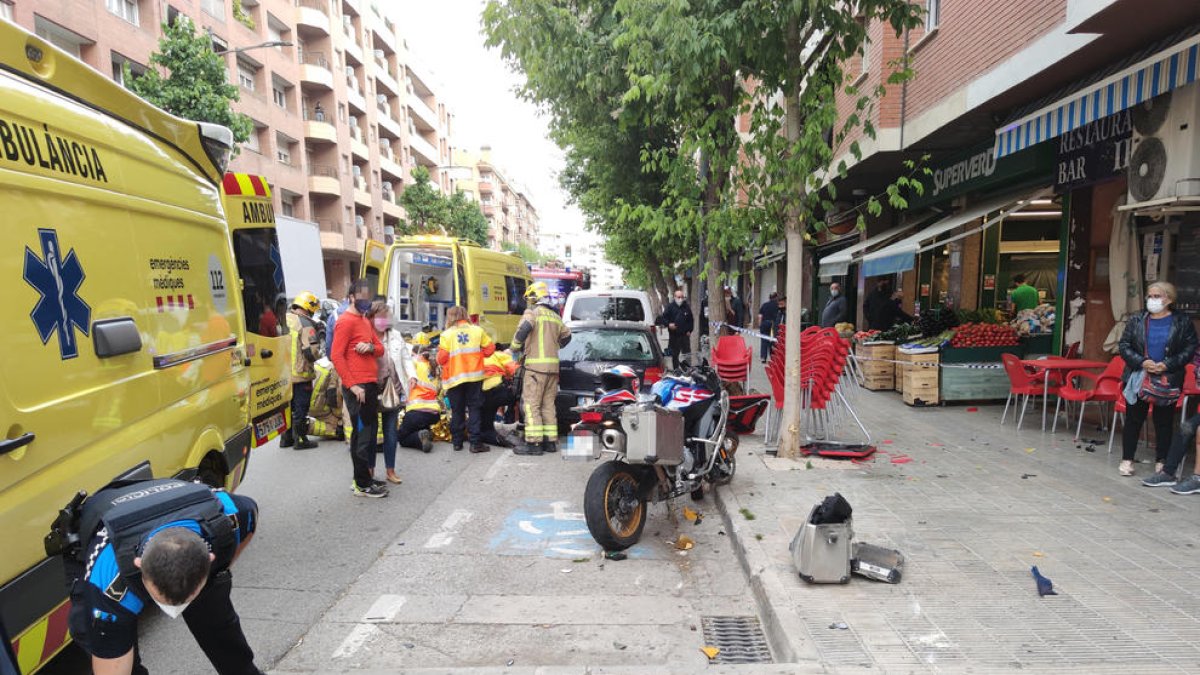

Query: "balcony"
left=350, top=132, right=370, bottom=160
left=302, top=108, right=337, bottom=143
left=381, top=191, right=403, bottom=219
left=379, top=145, right=404, bottom=181
left=343, top=30, right=363, bottom=64
left=308, top=164, right=341, bottom=196
left=408, top=133, right=439, bottom=167
left=299, top=52, right=334, bottom=90
left=375, top=66, right=400, bottom=96
left=408, top=95, right=438, bottom=132
left=377, top=110, right=403, bottom=140
left=318, top=218, right=344, bottom=251
left=482, top=203, right=496, bottom=216
left=368, top=7, right=391, bottom=42
left=477, top=180, right=493, bottom=194
left=346, top=79, right=366, bottom=113
left=352, top=176, right=372, bottom=207
left=296, top=0, right=331, bottom=35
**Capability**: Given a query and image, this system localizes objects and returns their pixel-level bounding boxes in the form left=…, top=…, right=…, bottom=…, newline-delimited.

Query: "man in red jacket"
left=331, top=279, right=388, bottom=498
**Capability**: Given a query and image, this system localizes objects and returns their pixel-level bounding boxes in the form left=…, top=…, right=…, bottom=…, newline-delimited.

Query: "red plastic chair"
left=1001, top=353, right=1059, bottom=430
left=1054, top=356, right=1123, bottom=436
left=712, top=335, right=752, bottom=386
left=1179, top=364, right=1199, bottom=415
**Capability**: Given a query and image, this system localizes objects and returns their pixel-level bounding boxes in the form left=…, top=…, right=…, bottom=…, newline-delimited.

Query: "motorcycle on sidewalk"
left=567, top=364, right=736, bottom=551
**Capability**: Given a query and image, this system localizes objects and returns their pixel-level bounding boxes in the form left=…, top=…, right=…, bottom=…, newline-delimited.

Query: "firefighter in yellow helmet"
left=282, top=291, right=323, bottom=449
left=511, top=281, right=571, bottom=455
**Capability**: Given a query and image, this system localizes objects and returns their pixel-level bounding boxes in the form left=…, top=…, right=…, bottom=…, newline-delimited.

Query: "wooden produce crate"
left=856, top=342, right=895, bottom=391
left=894, top=349, right=937, bottom=394
left=940, top=362, right=1012, bottom=402
left=902, top=352, right=940, bottom=406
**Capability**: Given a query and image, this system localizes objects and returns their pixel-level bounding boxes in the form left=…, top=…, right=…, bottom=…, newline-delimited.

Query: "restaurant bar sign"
left=1054, top=110, right=1132, bottom=194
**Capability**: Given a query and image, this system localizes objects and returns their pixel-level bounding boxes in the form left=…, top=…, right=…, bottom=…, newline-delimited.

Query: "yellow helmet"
left=525, top=281, right=550, bottom=301
left=292, top=291, right=320, bottom=314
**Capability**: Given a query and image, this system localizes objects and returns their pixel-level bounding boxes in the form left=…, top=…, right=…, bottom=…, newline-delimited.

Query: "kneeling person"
left=481, top=349, right=520, bottom=449
left=60, top=478, right=261, bottom=675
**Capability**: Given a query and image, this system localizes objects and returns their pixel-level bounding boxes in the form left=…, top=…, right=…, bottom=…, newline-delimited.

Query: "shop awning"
left=816, top=223, right=915, bottom=278
left=861, top=188, right=1052, bottom=277
left=994, top=32, right=1200, bottom=158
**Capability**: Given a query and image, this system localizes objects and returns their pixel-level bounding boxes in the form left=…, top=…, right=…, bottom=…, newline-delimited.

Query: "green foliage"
left=399, top=166, right=450, bottom=233
left=232, top=0, right=255, bottom=30
left=125, top=16, right=253, bottom=147
left=502, top=241, right=546, bottom=264
left=446, top=191, right=489, bottom=246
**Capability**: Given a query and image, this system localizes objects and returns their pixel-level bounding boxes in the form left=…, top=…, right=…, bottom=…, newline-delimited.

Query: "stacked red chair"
left=1000, top=353, right=1060, bottom=430
left=711, top=335, right=753, bottom=389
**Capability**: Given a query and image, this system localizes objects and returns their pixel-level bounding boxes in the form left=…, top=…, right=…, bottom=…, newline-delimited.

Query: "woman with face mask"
left=1116, top=281, right=1198, bottom=476
left=370, top=299, right=404, bottom=485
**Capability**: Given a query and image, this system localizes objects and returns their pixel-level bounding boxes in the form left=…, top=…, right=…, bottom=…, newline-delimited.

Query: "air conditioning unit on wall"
left=1129, top=81, right=1200, bottom=203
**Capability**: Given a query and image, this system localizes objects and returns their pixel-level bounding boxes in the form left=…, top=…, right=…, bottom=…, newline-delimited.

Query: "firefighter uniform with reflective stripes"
left=437, top=320, right=495, bottom=448
left=284, top=309, right=321, bottom=448
left=512, top=303, right=572, bottom=447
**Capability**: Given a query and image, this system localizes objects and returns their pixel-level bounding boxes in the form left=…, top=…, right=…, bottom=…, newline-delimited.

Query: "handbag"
left=1136, top=317, right=1181, bottom=406
left=380, top=376, right=402, bottom=411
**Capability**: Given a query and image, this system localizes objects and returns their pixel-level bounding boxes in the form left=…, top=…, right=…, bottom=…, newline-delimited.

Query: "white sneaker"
left=1119, top=460, right=1135, bottom=476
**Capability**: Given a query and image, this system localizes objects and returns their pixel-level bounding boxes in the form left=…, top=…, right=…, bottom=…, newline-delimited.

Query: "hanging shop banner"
left=1053, top=110, right=1132, bottom=194
left=910, top=138, right=1055, bottom=209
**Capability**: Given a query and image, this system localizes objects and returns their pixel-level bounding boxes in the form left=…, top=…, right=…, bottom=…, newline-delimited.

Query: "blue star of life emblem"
left=269, top=243, right=284, bottom=292
left=24, top=229, right=91, bottom=360
left=457, top=332, right=470, bottom=345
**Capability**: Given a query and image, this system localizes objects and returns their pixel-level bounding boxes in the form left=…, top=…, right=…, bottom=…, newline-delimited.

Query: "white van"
left=563, top=289, right=655, bottom=327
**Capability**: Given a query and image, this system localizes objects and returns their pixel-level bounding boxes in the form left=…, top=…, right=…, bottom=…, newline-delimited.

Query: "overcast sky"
left=396, top=1, right=588, bottom=240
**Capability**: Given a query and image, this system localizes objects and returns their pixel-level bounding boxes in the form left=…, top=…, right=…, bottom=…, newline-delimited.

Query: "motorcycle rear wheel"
left=584, top=461, right=647, bottom=551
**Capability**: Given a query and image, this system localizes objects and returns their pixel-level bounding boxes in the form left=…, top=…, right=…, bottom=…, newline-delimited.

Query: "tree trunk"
left=647, top=257, right=672, bottom=319
left=778, top=15, right=806, bottom=459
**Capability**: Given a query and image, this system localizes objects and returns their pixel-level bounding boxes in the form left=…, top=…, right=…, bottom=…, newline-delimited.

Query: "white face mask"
left=1147, top=298, right=1166, bottom=314
left=675, top=297, right=684, bottom=305
left=830, top=289, right=840, bottom=298
left=154, top=599, right=191, bottom=619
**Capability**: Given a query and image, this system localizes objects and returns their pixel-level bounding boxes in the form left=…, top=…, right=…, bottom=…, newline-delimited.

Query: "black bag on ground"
left=810, top=492, right=853, bottom=524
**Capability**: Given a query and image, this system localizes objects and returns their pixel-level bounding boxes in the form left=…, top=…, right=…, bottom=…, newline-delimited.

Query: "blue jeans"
left=376, top=407, right=399, bottom=470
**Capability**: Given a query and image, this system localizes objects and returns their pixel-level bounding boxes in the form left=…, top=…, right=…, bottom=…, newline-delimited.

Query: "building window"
left=111, top=52, right=147, bottom=86
left=238, top=63, right=257, bottom=91
left=281, top=197, right=295, bottom=217
left=106, top=0, right=140, bottom=25
left=34, top=16, right=93, bottom=60
left=0, top=2, right=13, bottom=21
left=201, top=0, right=225, bottom=21
left=273, top=84, right=286, bottom=108
left=925, top=0, right=940, bottom=31
left=244, top=124, right=263, bottom=153
left=275, top=132, right=296, bottom=165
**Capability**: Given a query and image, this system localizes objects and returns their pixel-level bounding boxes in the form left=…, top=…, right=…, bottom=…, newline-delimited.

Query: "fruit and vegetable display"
left=901, top=329, right=956, bottom=350
left=916, top=308, right=960, bottom=337
left=1011, top=303, right=1056, bottom=336
left=955, top=308, right=1007, bottom=325
left=878, top=322, right=922, bottom=343
left=949, top=322, right=1021, bottom=348
left=853, top=329, right=881, bottom=343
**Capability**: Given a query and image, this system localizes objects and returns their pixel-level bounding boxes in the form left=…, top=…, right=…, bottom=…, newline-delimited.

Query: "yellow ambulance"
left=0, top=23, right=252, bottom=672
left=362, top=235, right=533, bottom=344
left=221, top=172, right=292, bottom=448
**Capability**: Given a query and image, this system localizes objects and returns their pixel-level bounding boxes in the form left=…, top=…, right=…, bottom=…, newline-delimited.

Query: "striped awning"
left=994, top=32, right=1200, bottom=158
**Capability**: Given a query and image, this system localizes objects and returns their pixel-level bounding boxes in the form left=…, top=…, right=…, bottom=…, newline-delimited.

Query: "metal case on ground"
left=789, top=506, right=853, bottom=584
left=852, top=542, right=904, bottom=583
left=621, top=405, right=684, bottom=465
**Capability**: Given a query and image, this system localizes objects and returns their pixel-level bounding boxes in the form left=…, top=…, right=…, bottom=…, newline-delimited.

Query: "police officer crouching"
left=49, top=479, right=261, bottom=674
left=281, top=291, right=323, bottom=450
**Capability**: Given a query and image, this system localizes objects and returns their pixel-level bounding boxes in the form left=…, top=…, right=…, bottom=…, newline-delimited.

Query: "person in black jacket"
left=661, top=289, right=694, bottom=370
left=870, top=287, right=913, bottom=331
left=1116, top=281, right=1198, bottom=477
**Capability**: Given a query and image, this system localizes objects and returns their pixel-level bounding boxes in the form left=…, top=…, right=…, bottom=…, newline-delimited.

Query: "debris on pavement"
left=829, top=622, right=849, bottom=630
left=701, top=646, right=721, bottom=659
left=1032, top=551, right=1044, bottom=557
left=1025, top=447, right=1036, bottom=453
left=506, top=659, right=515, bottom=666
left=1021, top=473, right=1037, bottom=479
left=604, top=551, right=627, bottom=561
left=675, top=535, right=695, bottom=550
left=613, top=641, right=627, bottom=650
left=1031, top=566, right=1057, bottom=596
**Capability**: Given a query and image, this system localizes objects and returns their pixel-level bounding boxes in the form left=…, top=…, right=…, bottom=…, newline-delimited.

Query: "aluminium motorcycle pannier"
left=789, top=494, right=854, bottom=584
left=621, top=405, right=684, bottom=465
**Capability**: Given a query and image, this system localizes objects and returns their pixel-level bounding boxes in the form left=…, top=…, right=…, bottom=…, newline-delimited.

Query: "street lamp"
left=214, top=40, right=293, bottom=56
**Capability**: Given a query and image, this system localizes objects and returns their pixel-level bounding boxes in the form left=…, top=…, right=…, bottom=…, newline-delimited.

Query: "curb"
left=714, top=470, right=822, bottom=670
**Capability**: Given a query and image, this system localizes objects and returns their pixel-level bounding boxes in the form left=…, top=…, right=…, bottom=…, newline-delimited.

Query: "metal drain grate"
left=701, top=615, right=774, bottom=664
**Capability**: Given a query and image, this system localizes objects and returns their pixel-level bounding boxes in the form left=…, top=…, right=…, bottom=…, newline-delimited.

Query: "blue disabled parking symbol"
left=489, top=499, right=656, bottom=559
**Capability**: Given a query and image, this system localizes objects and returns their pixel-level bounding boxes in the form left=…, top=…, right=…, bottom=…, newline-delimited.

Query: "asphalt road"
left=42, top=424, right=761, bottom=673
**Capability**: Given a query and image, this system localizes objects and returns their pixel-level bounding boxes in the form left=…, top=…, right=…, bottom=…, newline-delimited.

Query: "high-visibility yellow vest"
left=437, top=321, right=494, bottom=389
left=513, top=304, right=570, bottom=373
left=483, top=351, right=519, bottom=391
left=407, top=359, right=441, bottom=412
left=287, top=311, right=318, bottom=381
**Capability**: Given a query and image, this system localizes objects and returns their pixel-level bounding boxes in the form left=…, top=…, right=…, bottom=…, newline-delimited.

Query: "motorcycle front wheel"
left=711, top=435, right=738, bottom=486
left=584, top=460, right=648, bottom=551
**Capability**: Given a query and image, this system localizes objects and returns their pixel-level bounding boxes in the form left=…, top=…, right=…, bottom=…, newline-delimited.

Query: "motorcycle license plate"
left=563, top=433, right=597, bottom=461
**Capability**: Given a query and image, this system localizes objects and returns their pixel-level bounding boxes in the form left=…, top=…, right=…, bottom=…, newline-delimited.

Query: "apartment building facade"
left=451, top=145, right=539, bottom=250
left=796, top=0, right=1200, bottom=358
left=5, top=0, right=455, bottom=297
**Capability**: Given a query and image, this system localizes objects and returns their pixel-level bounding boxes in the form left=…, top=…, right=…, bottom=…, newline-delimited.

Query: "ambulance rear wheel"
left=197, top=454, right=228, bottom=489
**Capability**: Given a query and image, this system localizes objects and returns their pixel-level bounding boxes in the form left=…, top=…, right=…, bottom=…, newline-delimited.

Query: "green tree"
left=125, top=16, right=253, bottom=147
left=399, top=166, right=450, bottom=233
left=502, top=241, right=546, bottom=264
left=446, top=192, right=489, bottom=246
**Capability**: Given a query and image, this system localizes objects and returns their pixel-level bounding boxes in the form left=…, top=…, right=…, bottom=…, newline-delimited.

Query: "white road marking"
left=519, top=520, right=543, bottom=535
left=482, top=451, right=511, bottom=482
left=423, top=509, right=473, bottom=548
left=533, top=501, right=585, bottom=521
left=332, top=623, right=379, bottom=659
left=550, top=546, right=595, bottom=556
left=363, top=594, right=406, bottom=623
left=558, top=529, right=589, bottom=536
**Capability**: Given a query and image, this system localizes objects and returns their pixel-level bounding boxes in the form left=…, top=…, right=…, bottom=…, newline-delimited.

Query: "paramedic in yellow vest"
left=395, top=347, right=440, bottom=453
left=282, top=291, right=322, bottom=449
left=437, top=306, right=496, bottom=453
left=480, top=349, right=520, bottom=450
left=512, top=282, right=572, bottom=454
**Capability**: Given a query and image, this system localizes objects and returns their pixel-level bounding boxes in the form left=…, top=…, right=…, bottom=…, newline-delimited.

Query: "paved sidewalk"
left=719, top=367, right=1200, bottom=673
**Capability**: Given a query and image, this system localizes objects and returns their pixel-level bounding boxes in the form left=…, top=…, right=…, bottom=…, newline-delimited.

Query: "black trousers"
left=290, top=381, right=312, bottom=438
left=758, top=322, right=774, bottom=361
left=1163, top=413, right=1200, bottom=475
left=343, top=382, right=379, bottom=488
left=668, top=331, right=689, bottom=370
left=446, top=381, right=483, bottom=445
left=481, top=383, right=517, bottom=442
left=397, top=409, right=439, bottom=448
left=1122, top=398, right=1175, bottom=462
